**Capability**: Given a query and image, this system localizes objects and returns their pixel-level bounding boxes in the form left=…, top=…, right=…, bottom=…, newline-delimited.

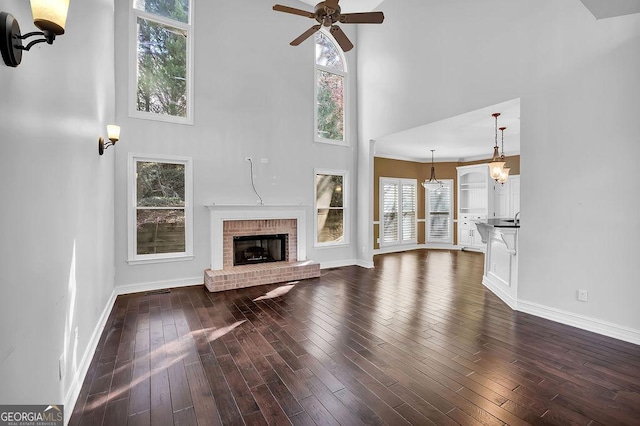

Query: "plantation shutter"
left=426, top=180, right=453, bottom=243
left=401, top=182, right=417, bottom=241
left=382, top=181, right=399, bottom=243
left=380, top=178, right=417, bottom=245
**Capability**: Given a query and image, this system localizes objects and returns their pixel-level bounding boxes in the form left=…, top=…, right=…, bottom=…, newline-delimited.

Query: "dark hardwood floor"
left=70, top=250, right=640, bottom=425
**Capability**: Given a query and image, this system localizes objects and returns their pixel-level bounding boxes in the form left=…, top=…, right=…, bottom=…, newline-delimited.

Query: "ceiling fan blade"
left=324, top=0, right=340, bottom=11
left=330, top=25, right=354, bottom=52
left=290, top=24, right=322, bottom=46
left=339, top=11, right=385, bottom=24
left=273, top=4, right=315, bottom=18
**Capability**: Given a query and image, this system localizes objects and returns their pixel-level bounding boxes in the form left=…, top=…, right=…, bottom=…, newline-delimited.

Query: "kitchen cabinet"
left=493, top=175, right=520, bottom=219
left=457, top=164, right=493, bottom=251
left=459, top=215, right=484, bottom=248
left=475, top=219, right=519, bottom=309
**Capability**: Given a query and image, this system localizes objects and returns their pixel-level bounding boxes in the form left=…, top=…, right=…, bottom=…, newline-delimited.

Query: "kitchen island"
left=475, top=219, right=519, bottom=309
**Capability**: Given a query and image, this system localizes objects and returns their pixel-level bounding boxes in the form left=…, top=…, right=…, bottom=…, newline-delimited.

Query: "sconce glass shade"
left=497, top=167, right=510, bottom=184
left=30, top=0, right=69, bottom=35
left=107, top=124, right=120, bottom=142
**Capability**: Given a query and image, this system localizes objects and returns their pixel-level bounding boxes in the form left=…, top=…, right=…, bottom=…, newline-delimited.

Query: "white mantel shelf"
left=206, top=204, right=310, bottom=270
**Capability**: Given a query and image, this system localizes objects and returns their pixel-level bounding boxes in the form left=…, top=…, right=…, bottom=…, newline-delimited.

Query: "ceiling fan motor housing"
left=315, top=2, right=340, bottom=26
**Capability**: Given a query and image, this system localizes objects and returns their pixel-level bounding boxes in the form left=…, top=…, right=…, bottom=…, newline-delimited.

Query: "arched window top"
left=315, top=31, right=345, bottom=72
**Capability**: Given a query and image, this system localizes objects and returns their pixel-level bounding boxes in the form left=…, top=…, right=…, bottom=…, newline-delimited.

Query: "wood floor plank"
left=250, top=384, right=292, bottom=425
left=184, top=361, right=223, bottom=426
left=68, top=252, right=640, bottom=426
left=200, top=353, right=243, bottom=425
left=217, top=353, right=261, bottom=416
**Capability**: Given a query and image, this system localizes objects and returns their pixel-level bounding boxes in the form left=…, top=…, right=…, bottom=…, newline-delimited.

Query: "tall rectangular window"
left=315, top=32, right=347, bottom=145
left=426, top=180, right=453, bottom=244
left=128, top=154, right=193, bottom=263
left=315, top=170, right=347, bottom=246
left=131, top=0, right=193, bottom=124
left=380, top=178, right=417, bottom=246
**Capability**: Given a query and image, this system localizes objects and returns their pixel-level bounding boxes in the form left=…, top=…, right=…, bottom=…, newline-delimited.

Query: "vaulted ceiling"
left=294, top=0, right=639, bottom=162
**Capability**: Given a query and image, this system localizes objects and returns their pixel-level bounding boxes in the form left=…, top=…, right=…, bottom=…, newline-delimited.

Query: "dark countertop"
left=475, top=218, right=520, bottom=228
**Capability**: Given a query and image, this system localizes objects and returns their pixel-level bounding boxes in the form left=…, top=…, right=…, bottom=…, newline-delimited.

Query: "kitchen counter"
left=474, top=219, right=519, bottom=309
left=483, top=218, right=520, bottom=228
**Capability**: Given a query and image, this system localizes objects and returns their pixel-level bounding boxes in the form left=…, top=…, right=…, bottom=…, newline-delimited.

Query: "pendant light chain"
left=488, top=112, right=506, bottom=181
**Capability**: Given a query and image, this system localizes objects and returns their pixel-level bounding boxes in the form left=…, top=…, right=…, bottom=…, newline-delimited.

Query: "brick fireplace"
left=204, top=205, right=320, bottom=292
left=222, top=219, right=297, bottom=268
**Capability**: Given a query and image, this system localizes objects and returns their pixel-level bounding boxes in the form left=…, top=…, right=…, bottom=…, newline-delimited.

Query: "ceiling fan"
left=272, top=0, right=384, bottom=52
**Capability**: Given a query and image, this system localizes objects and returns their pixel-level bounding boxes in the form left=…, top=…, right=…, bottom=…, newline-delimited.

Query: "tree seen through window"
left=315, top=32, right=346, bottom=143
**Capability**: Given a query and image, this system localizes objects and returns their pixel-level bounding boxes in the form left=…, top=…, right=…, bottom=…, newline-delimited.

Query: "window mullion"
left=133, top=9, right=190, bottom=30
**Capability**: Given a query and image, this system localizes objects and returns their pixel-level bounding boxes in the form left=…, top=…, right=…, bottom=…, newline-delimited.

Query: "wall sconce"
left=99, top=125, right=120, bottom=155
left=0, top=0, right=70, bottom=67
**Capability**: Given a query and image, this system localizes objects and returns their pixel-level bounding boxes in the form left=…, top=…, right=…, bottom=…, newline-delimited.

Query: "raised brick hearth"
left=204, top=205, right=320, bottom=292
left=204, top=260, right=320, bottom=292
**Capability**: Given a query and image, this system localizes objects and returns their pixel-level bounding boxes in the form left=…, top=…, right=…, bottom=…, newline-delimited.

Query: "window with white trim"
left=315, top=31, right=347, bottom=145
left=380, top=178, right=417, bottom=246
left=128, top=154, right=193, bottom=263
left=130, top=0, right=193, bottom=124
left=315, top=170, right=348, bottom=246
left=426, top=180, right=453, bottom=244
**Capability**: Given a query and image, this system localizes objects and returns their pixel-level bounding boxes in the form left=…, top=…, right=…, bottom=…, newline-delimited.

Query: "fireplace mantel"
left=206, top=204, right=310, bottom=270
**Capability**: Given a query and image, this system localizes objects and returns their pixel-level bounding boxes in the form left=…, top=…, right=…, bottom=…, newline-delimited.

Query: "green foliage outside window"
left=136, top=162, right=186, bottom=255
left=317, top=71, right=344, bottom=141
left=316, top=174, right=344, bottom=243
left=135, top=0, right=189, bottom=118
left=315, top=32, right=345, bottom=142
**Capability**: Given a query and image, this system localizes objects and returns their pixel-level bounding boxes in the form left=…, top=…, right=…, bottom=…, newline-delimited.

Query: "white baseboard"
left=518, top=300, right=640, bottom=346
left=63, top=290, right=117, bottom=425
left=115, top=276, right=203, bottom=296
left=374, top=244, right=424, bottom=255
left=374, top=244, right=462, bottom=255
left=355, top=259, right=375, bottom=269
left=424, top=243, right=460, bottom=250
left=320, top=259, right=358, bottom=269
left=482, top=276, right=517, bottom=310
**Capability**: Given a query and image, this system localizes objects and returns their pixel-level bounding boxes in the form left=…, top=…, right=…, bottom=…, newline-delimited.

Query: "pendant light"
left=422, top=149, right=443, bottom=190
left=497, top=126, right=510, bottom=184
left=488, top=112, right=505, bottom=181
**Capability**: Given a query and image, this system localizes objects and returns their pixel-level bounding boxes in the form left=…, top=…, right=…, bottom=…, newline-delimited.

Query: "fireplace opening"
left=233, top=234, right=287, bottom=266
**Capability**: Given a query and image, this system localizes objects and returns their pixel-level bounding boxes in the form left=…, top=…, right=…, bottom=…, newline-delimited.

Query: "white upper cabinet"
left=457, top=164, right=493, bottom=251
left=493, top=175, right=520, bottom=219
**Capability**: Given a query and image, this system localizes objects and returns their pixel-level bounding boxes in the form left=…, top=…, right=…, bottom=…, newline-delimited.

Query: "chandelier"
left=422, top=150, right=443, bottom=190
left=488, top=112, right=505, bottom=181
left=497, top=126, right=510, bottom=184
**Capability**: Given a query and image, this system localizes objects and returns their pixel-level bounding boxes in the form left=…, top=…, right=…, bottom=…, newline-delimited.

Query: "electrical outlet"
left=261, top=158, right=269, bottom=164
left=578, top=289, right=588, bottom=302
left=244, top=157, right=252, bottom=162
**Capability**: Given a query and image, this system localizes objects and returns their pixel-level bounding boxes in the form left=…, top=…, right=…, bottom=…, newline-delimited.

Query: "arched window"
left=315, top=31, right=347, bottom=144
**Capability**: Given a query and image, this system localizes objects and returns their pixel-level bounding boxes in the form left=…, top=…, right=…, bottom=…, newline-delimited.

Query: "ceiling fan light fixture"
left=273, top=0, right=384, bottom=52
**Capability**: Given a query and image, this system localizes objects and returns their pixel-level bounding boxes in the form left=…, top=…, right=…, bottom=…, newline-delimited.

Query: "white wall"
left=0, top=0, right=116, bottom=411
left=358, top=0, right=640, bottom=340
left=113, top=0, right=360, bottom=289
